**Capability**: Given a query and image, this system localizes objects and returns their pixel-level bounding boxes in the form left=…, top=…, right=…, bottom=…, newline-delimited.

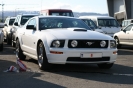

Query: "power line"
left=0, top=4, right=4, bottom=22
left=0, top=3, right=40, bottom=5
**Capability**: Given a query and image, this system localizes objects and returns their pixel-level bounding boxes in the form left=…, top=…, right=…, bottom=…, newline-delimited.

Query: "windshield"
left=81, top=19, right=98, bottom=29
left=98, top=19, right=120, bottom=27
left=21, top=16, right=37, bottom=25
left=9, top=18, right=15, bottom=25
left=39, top=17, right=91, bottom=30
left=49, top=11, right=74, bottom=17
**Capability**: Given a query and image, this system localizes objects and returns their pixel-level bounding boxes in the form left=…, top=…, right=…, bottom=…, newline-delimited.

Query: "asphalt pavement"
left=0, top=43, right=133, bottom=88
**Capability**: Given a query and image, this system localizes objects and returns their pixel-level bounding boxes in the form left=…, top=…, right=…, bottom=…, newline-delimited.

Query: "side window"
left=122, top=21, right=125, bottom=27
left=125, top=21, right=128, bottom=27
left=124, top=24, right=133, bottom=31
left=27, top=18, right=36, bottom=28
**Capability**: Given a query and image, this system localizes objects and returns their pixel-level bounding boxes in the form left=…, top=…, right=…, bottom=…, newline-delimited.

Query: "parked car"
left=79, top=18, right=105, bottom=34
left=40, top=9, right=74, bottom=17
left=79, top=16, right=121, bottom=37
left=2, top=17, right=16, bottom=44
left=0, top=23, right=4, bottom=51
left=16, top=16, right=117, bottom=70
left=11, top=14, right=38, bottom=47
left=113, top=23, right=133, bottom=48
left=122, top=19, right=133, bottom=28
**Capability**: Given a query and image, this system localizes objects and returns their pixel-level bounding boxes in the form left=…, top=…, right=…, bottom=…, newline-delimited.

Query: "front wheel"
left=114, top=37, right=121, bottom=48
left=37, top=42, right=51, bottom=70
left=7, top=34, right=12, bottom=45
left=97, top=63, right=114, bottom=69
left=16, top=39, right=26, bottom=60
left=11, top=36, right=16, bottom=47
left=0, top=43, right=3, bottom=51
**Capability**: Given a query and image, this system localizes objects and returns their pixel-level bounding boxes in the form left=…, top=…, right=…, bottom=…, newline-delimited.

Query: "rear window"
left=98, top=19, right=120, bottom=27
left=21, top=15, right=37, bottom=25
left=49, top=11, right=74, bottom=17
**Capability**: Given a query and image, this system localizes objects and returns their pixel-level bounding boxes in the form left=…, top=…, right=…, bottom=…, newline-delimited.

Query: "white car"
left=0, top=23, right=4, bottom=51
left=79, top=18, right=105, bottom=34
left=79, top=16, right=121, bottom=37
left=16, top=16, right=117, bottom=70
left=113, top=23, right=133, bottom=48
left=2, top=17, right=16, bottom=44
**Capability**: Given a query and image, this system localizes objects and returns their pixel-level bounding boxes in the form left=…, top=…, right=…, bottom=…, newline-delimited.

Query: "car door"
left=119, top=24, right=133, bottom=43
left=21, top=18, right=37, bottom=55
left=128, top=25, right=133, bottom=44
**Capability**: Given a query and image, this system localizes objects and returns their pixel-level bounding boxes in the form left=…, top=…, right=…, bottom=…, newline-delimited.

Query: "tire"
left=97, top=63, right=114, bottom=69
left=0, top=43, right=3, bottom=51
left=37, top=42, right=51, bottom=70
left=114, top=37, right=121, bottom=48
left=16, top=39, right=26, bottom=60
left=11, top=36, right=16, bottom=47
left=7, top=34, right=12, bottom=45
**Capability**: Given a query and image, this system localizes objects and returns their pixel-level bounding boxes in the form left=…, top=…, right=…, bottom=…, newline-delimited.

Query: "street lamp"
left=0, top=4, right=4, bottom=22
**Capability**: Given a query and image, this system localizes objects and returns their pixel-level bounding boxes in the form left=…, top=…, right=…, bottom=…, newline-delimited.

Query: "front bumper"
left=46, top=48, right=117, bottom=64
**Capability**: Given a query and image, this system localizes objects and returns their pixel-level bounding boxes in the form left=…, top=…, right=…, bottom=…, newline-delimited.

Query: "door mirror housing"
left=98, top=26, right=102, bottom=29
left=4, top=24, right=7, bottom=26
left=123, top=29, right=126, bottom=32
left=14, top=22, right=18, bottom=26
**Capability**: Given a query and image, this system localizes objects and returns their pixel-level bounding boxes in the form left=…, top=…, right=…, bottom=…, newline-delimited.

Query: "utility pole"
left=0, top=4, right=4, bottom=22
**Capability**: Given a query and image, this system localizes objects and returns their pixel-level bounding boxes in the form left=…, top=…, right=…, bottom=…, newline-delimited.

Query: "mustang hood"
left=43, top=28, right=113, bottom=40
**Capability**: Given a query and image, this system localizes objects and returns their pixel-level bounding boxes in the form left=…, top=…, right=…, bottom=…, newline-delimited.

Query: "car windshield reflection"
left=39, top=17, right=92, bottom=30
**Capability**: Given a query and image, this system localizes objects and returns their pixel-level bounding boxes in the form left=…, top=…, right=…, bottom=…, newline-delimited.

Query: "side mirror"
left=14, top=22, right=18, bottom=26
left=4, top=24, right=7, bottom=26
left=98, top=26, right=102, bottom=29
left=26, top=25, right=36, bottom=30
left=123, top=29, right=126, bottom=32
left=120, top=24, right=122, bottom=27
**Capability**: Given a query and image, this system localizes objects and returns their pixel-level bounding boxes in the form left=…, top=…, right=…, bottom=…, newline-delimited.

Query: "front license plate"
left=80, top=53, right=102, bottom=58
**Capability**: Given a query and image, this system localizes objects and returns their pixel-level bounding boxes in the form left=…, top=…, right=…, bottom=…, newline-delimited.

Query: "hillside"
left=0, top=11, right=108, bottom=19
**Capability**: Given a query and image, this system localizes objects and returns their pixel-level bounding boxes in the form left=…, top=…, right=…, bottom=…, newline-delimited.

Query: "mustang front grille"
left=68, top=40, right=108, bottom=48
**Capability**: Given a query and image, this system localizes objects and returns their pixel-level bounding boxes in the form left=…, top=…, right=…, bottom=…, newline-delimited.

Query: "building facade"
left=107, top=0, right=133, bottom=24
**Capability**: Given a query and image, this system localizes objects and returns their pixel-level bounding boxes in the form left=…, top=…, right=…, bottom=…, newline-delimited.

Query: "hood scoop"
left=67, top=28, right=87, bottom=32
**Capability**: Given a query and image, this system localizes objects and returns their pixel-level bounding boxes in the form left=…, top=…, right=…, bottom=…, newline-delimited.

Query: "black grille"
left=68, top=40, right=108, bottom=48
left=67, top=57, right=110, bottom=62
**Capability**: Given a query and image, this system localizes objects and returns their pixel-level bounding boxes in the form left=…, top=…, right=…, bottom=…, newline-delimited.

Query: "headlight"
left=110, top=40, right=116, bottom=48
left=71, top=40, right=78, bottom=47
left=51, top=40, right=65, bottom=48
left=100, top=40, right=106, bottom=47
left=53, top=40, right=60, bottom=48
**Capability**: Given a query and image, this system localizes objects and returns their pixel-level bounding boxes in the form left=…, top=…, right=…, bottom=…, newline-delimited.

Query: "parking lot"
left=0, top=43, right=133, bottom=88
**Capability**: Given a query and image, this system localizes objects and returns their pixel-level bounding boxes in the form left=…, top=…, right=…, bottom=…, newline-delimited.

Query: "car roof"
left=36, top=15, right=78, bottom=19
left=41, top=9, right=72, bottom=11
left=79, top=18, right=91, bottom=20
left=17, top=14, right=38, bottom=16
left=79, top=16, right=115, bottom=19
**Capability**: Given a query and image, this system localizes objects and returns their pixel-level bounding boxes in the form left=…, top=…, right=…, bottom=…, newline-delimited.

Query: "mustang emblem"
left=86, top=42, right=94, bottom=46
